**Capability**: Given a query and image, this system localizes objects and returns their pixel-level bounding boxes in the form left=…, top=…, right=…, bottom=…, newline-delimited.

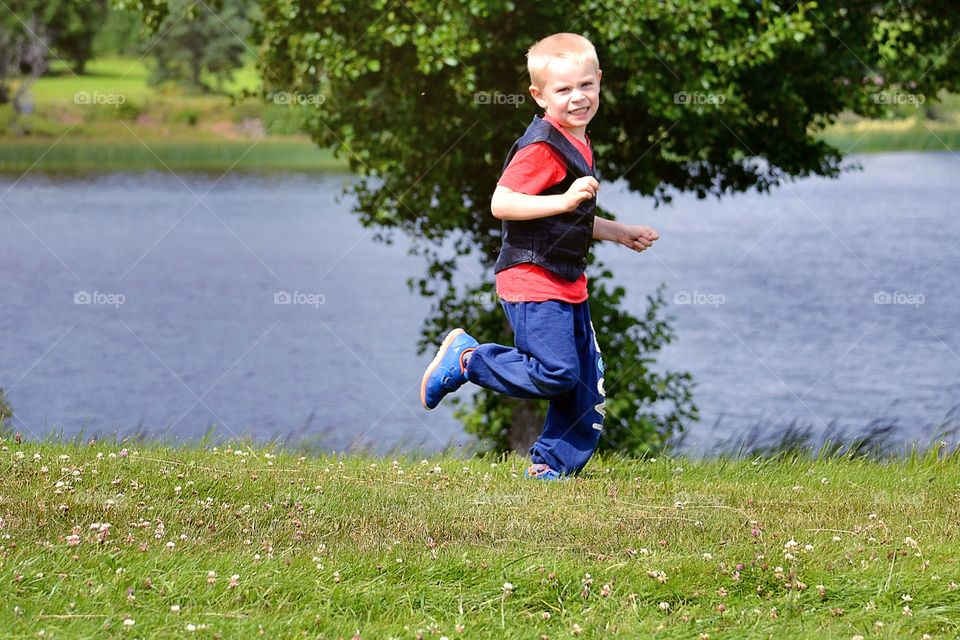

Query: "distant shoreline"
left=0, top=139, right=349, bottom=174
left=0, top=125, right=956, bottom=174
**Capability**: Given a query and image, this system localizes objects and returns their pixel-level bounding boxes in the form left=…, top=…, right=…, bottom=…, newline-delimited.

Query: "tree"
left=138, top=0, right=960, bottom=454
left=145, top=0, right=251, bottom=93
left=1, top=0, right=109, bottom=122
left=0, top=1, right=50, bottom=114
left=48, top=0, right=108, bottom=74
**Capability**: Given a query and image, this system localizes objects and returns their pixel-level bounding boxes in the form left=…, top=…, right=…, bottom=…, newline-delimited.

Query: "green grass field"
left=0, top=139, right=345, bottom=173
left=31, top=56, right=261, bottom=104
left=820, top=120, right=960, bottom=154
left=29, top=57, right=156, bottom=104
left=2, top=433, right=959, bottom=639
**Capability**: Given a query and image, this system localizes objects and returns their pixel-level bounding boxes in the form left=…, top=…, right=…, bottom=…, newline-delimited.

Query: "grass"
left=28, top=57, right=156, bottom=104
left=819, top=119, right=960, bottom=154
left=30, top=57, right=261, bottom=104
left=2, top=429, right=959, bottom=639
left=0, top=139, right=345, bottom=173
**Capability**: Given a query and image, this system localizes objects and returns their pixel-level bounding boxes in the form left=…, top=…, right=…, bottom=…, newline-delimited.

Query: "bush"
left=170, top=107, right=201, bottom=126
left=260, top=103, right=309, bottom=135
left=81, top=99, right=143, bottom=123
left=0, top=104, right=15, bottom=135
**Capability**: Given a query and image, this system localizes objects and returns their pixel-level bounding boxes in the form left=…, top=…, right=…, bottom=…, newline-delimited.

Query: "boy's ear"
left=529, top=84, right=547, bottom=109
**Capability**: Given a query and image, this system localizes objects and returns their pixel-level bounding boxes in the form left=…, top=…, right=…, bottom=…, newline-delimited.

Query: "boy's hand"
left=564, top=176, right=599, bottom=211
left=618, top=225, right=659, bottom=252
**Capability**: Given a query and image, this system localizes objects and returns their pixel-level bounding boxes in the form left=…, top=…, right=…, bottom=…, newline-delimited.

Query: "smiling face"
left=529, top=55, right=602, bottom=139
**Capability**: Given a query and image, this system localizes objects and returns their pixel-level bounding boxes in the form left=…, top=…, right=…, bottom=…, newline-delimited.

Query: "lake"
left=2, top=152, right=958, bottom=454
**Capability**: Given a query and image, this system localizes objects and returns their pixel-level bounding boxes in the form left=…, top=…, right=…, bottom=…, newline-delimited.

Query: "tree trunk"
left=507, top=398, right=544, bottom=454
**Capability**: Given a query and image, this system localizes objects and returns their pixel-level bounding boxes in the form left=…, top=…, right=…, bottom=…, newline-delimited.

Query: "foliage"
left=0, top=0, right=50, bottom=113
left=145, top=0, right=251, bottom=93
left=47, top=0, right=109, bottom=74
left=1, top=0, right=110, bottom=115
left=92, top=6, right=144, bottom=57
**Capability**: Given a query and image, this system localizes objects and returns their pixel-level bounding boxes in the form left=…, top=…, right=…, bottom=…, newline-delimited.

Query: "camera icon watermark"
left=872, top=91, right=925, bottom=107
left=273, top=290, right=326, bottom=308
left=73, top=290, right=125, bottom=308
left=674, top=91, right=726, bottom=106
left=73, top=91, right=127, bottom=108
left=474, top=91, right=526, bottom=109
left=473, top=291, right=498, bottom=306
left=873, top=290, right=924, bottom=308
left=272, top=91, right=326, bottom=107
left=673, top=290, right=726, bottom=308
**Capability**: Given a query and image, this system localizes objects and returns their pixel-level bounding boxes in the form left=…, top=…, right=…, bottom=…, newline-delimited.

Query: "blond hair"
left=527, top=33, right=600, bottom=88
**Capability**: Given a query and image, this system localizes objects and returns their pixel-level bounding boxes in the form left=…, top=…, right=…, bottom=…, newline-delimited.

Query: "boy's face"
left=529, top=56, right=602, bottom=135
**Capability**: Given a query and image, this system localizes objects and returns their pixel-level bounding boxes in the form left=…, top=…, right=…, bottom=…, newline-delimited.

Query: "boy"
left=420, top=33, right=659, bottom=480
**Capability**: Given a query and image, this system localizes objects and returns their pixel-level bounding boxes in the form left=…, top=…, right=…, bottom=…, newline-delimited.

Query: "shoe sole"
left=420, top=328, right=465, bottom=410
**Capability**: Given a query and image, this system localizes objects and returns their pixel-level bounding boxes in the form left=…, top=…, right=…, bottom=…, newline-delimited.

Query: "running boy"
left=420, top=33, right=659, bottom=480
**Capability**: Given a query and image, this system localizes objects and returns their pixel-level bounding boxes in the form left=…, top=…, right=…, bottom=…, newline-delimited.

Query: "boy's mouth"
left=569, top=105, right=590, bottom=116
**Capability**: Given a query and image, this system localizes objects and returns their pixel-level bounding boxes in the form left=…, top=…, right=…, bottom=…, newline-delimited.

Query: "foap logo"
left=872, top=91, right=925, bottom=107
left=873, top=291, right=924, bottom=308
left=473, top=291, right=498, bottom=307
left=74, top=290, right=125, bottom=308
left=674, top=91, right=726, bottom=106
left=73, top=91, right=127, bottom=108
left=272, top=91, right=325, bottom=106
left=474, top=91, right=526, bottom=108
left=673, top=290, right=726, bottom=308
left=274, top=290, right=325, bottom=308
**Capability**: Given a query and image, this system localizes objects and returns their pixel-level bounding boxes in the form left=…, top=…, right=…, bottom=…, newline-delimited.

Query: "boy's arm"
left=593, top=216, right=659, bottom=252
left=490, top=176, right=599, bottom=221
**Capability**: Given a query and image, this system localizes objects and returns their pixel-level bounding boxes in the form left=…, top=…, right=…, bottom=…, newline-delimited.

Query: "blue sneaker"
left=420, top=328, right=479, bottom=410
left=524, top=463, right=565, bottom=481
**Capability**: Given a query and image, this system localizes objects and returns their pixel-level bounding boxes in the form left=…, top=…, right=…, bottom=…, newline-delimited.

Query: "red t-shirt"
left=495, top=114, right=593, bottom=303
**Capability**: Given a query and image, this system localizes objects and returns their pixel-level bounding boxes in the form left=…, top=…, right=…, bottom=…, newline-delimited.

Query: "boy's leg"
left=465, top=300, right=581, bottom=401
left=529, top=301, right=605, bottom=475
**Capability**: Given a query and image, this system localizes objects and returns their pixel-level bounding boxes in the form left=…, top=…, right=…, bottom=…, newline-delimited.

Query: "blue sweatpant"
left=464, top=299, right=605, bottom=475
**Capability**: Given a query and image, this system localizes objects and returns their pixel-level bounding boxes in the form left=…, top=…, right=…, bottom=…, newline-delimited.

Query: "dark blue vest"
left=493, top=115, right=597, bottom=283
